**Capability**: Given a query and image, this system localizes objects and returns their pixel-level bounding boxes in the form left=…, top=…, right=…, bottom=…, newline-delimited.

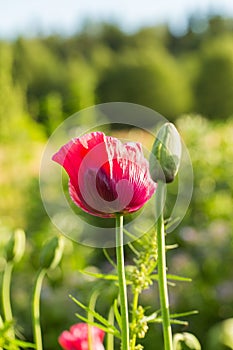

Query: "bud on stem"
left=149, top=123, right=182, bottom=183
left=5, top=229, right=26, bottom=264
left=40, top=236, right=64, bottom=270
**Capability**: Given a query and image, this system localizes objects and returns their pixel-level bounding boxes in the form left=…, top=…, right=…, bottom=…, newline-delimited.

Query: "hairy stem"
left=115, top=215, right=130, bottom=350
left=131, top=291, right=139, bottom=350
left=156, top=181, right=173, bottom=350
left=32, top=268, right=46, bottom=350
left=2, top=262, right=15, bottom=338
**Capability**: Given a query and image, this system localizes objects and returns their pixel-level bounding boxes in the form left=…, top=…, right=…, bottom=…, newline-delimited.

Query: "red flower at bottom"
left=58, top=323, right=105, bottom=350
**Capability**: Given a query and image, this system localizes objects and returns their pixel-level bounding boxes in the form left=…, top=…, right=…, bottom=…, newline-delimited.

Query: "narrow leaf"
left=103, top=248, right=116, bottom=268
left=113, top=299, right=122, bottom=330
left=70, top=295, right=117, bottom=331
left=88, top=290, right=99, bottom=323
left=11, top=339, right=36, bottom=348
left=81, top=270, right=118, bottom=281
left=145, top=312, right=158, bottom=322
left=150, top=275, right=176, bottom=286
left=149, top=317, right=188, bottom=326
left=127, top=242, right=140, bottom=256
left=75, top=313, right=121, bottom=338
left=165, top=217, right=180, bottom=230
left=167, top=274, right=192, bottom=282
left=166, top=244, right=179, bottom=250
left=107, top=307, right=114, bottom=350
left=170, top=310, right=199, bottom=318
left=123, top=228, right=138, bottom=241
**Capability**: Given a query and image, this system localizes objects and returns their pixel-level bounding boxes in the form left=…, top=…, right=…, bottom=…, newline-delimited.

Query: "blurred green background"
left=0, top=7, right=233, bottom=350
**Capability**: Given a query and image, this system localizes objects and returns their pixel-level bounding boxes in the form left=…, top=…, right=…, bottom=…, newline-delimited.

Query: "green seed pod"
left=149, top=123, right=182, bottom=183
left=5, top=229, right=26, bottom=263
left=173, top=332, right=201, bottom=350
left=40, top=236, right=64, bottom=270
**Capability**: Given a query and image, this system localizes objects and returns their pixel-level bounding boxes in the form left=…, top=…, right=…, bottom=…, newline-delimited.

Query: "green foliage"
left=0, top=42, right=28, bottom=141
left=1, top=14, right=232, bottom=134
left=195, top=35, right=233, bottom=119
left=0, top=319, right=35, bottom=350
left=96, top=47, right=192, bottom=119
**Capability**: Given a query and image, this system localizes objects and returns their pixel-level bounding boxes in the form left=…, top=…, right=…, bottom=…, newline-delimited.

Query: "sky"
left=1, top=0, right=233, bottom=38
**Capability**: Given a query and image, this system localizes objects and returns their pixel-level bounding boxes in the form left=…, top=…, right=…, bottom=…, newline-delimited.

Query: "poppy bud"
left=173, top=332, right=201, bottom=350
left=5, top=229, right=26, bottom=264
left=40, top=236, right=64, bottom=270
left=149, top=123, right=181, bottom=183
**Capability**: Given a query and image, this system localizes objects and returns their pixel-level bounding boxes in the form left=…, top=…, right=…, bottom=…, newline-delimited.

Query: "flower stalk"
left=130, top=292, right=139, bottom=350
left=2, top=262, right=14, bottom=338
left=115, top=215, right=130, bottom=350
left=156, top=181, right=173, bottom=350
left=32, top=268, right=46, bottom=350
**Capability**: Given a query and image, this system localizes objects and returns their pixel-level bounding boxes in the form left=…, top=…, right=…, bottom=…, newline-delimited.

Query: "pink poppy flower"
left=52, top=132, right=156, bottom=218
left=58, top=323, right=105, bottom=350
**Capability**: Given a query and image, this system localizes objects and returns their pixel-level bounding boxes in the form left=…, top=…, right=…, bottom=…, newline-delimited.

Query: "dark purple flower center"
left=96, top=167, right=118, bottom=202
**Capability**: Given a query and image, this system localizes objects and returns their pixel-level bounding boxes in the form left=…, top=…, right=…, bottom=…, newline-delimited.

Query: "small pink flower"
left=52, top=132, right=156, bottom=218
left=58, top=323, right=105, bottom=350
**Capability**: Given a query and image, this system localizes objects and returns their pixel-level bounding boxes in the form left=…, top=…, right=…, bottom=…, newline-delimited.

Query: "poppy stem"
left=115, top=215, right=130, bottom=350
left=2, top=262, right=15, bottom=338
left=156, top=181, right=173, bottom=350
left=32, top=268, right=46, bottom=350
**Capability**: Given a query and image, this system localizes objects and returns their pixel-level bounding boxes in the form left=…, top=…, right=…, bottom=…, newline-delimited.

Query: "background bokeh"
left=0, top=1, right=233, bottom=349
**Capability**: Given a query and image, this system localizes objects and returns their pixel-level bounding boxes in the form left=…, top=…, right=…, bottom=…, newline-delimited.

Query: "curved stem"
left=32, top=268, right=46, bottom=350
left=156, top=181, right=173, bottom=350
left=2, top=262, right=15, bottom=338
left=115, top=215, right=130, bottom=350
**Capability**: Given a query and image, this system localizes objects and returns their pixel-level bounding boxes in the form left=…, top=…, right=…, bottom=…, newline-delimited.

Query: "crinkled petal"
left=53, top=132, right=156, bottom=217
left=52, top=132, right=107, bottom=189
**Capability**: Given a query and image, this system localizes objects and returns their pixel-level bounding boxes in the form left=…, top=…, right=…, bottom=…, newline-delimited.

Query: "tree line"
left=0, top=14, right=233, bottom=138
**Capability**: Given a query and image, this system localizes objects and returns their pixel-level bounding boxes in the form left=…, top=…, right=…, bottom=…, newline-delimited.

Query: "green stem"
left=2, top=262, right=15, bottom=338
left=131, top=291, right=139, bottom=350
left=107, top=307, right=114, bottom=350
left=32, top=268, right=46, bottom=350
left=88, top=290, right=99, bottom=350
left=156, top=181, right=173, bottom=350
left=0, top=315, right=3, bottom=350
left=115, top=215, right=130, bottom=350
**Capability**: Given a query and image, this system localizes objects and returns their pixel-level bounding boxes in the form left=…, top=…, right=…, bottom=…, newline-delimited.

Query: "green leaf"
left=165, top=217, right=180, bottom=230
left=123, top=228, right=138, bottom=241
left=167, top=274, right=192, bottom=282
left=75, top=313, right=121, bottom=338
left=170, top=310, right=199, bottom=318
left=107, top=308, right=114, bottom=350
left=11, top=339, right=36, bottom=348
left=145, top=311, right=158, bottom=322
left=88, top=290, right=99, bottom=321
left=150, top=275, right=176, bottom=286
left=81, top=270, right=118, bottom=281
left=166, top=244, right=179, bottom=250
left=70, top=295, right=119, bottom=335
left=149, top=317, right=188, bottom=326
left=170, top=319, right=189, bottom=326
left=103, top=249, right=116, bottom=268
left=127, top=242, right=140, bottom=256
left=113, top=299, right=122, bottom=330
